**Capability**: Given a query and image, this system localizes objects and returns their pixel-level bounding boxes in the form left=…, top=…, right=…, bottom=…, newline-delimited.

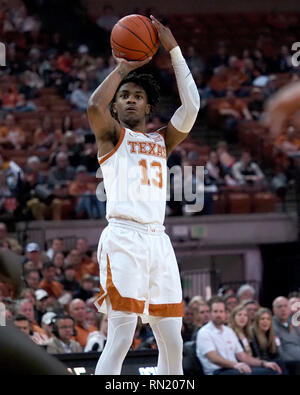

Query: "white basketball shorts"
left=94, top=218, right=183, bottom=323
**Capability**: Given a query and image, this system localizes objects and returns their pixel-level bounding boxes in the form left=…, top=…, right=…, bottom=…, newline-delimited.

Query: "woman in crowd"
left=250, top=308, right=286, bottom=374
left=228, top=305, right=253, bottom=355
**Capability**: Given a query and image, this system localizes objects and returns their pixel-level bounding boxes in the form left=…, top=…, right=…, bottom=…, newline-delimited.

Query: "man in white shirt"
left=196, top=298, right=281, bottom=375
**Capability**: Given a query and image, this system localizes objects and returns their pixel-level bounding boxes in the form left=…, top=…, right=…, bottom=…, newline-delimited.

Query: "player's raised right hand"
left=112, top=53, right=152, bottom=77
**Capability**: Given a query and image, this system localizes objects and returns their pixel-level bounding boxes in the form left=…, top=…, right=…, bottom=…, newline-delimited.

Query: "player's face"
left=114, top=82, right=151, bottom=129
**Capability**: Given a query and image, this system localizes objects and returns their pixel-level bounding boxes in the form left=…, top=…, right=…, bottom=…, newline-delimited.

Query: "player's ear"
left=112, top=102, right=117, bottom=114
left=145, top=104, right=151, bottom=115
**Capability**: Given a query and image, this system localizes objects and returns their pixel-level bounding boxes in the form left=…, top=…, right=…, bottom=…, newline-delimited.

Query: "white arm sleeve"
left=170, top=46, right=200, bottom=133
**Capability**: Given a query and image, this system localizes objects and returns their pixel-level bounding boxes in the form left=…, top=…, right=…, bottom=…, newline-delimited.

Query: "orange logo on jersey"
left=127, top=141, right=167, bottom=159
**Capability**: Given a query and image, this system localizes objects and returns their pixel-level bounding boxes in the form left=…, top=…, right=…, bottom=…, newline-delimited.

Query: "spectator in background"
left=0, top=113, right=25, bottom=149
left=242, top=300, right=260, bottom=324
left=182, top=300, right=196, bottom=342
left=33, top=115, right=59, bottom=152
left=277, top=45, right=293, bottom=72
left=0, top=84, right=21, bottom=111
left=15, top=93, right=36, bottom=112
left=218, top=89, right=252, bottom=143
left=48, top=152, right=75, bottom=188
left=232, top=151, right=265, bottom=187
left=224, top=294, right=239, bottom=314
left=47, top=314, right=82, bottom=354
left=248, top=87, right=265, bottom=120
left=237, top=284, right=256, bottom=303
left=229, top=305, right=253, bottom=356
left=250, top=308, right=284, bottom=374
left=288, top=292, right=300, bottom=314
left=24, top=269, right=41, bottom=291
left=208, top=65, right=229, bottom=97
left=61, top=114, right=74, bottom=135
left=60, top=262, right=80, bottom=293
left=41, top=311, right=56, bottom=339
left=84, top=313, right=108, bottom=352
left=70, top=80, right=92, bottom=111
left=191, top=302, right=210, bottom=340
left=96, top=5, right=119, bottom=32
left=62, top=131, right=83, bottom=168
left=34, top=288, right=49, bottom=326
left=39, top=262, right=64, bottom=299
left=186, top=45, right=205, bottom=74
left=85, top=307, right=97, bottom=328
left=24, top=242, right=45, bottom=273
left=72, top=274, right=96, bottom=302
left=57, top=51, right=73, bottom=74
left=205, top=151, right=227, bottom=187
left=196, top=298, right=279, bottom=375
left=216, top=141, right=236, bottom=176
left=15, top=298, right=46, bottom=337
left=46, top=238, right=64, bottom=261
left=209, top=43, right=229, bottom=71
left=69, top=165, right=104, bottom=219
left=75, top=113, right=93, bottom=142
left=272, top=296, right=300, bottom=374
left=69, top=298, right=97, bottom=348
left=53, top=252, right=65, bottom=279
left=13, top=314, right=32, bottom=337
left=75, top=237, right=98, bottom=281
left=0, top=221, right=22, bottom=254
left=226, top=56, right=248, bottom=95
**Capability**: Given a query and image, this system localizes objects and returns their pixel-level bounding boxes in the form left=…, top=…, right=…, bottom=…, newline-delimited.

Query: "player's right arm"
left=87, top=57, right=152, bottom=156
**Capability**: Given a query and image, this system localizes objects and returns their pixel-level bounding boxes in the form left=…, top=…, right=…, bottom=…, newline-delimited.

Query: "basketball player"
left=87, top=15, right=200, bottom=375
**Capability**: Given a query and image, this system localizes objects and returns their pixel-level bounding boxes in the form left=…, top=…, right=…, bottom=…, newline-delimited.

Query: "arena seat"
left=252, top=192, right=278, bottom=213
left=228, top=192, right=252, bottom=214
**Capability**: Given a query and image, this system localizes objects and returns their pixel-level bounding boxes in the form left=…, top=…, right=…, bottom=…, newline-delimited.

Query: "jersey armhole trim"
left=98, top=127, right=125, bottom=165
left=156, top=126, right=167, bottom=140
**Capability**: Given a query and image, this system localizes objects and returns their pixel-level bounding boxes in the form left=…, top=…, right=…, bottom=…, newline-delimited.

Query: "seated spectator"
left=216, top=141, right=236, bottom=175
left=0, top=84, right=21, bottom=111
left=96, top=5, right=119, bottom=32
left=72, top=274, right=96, bottom=302
left=274, top=126, right=300, bottom=155
left=13, top=314, right=34, bottom=338
left=80, top=143, right=99, bottom=174
left=191, top=302, right=210, bottom=340
left=85, top=307, right=97, bottom=328
left=15, top=93, right=37, bottom=112
left=196, top=298, right=279, bottom=375
left=229, top=305, right=253, bottom=355
left=57, top=50, right=73, bottom=74
left=208, top=65, right=229, bottom=97
left=237, top=284, right=257, bottom=303
left=63, top=131, right=83, bottom=168
left=0, top=113, right=25, bottom=149
left=69, top=298, right=97, bottom=348
left=242, top=58, right=260, bottom=86
left=218, top=89, right=252, bottom=143
left=224, top=294, right=239, bottom=314
left=186, top=45, right=205, bottom=74
left=75, top=237, right=99, bottom=281
left=248, top=87, right=265, bottom=120
left=277, top=45, right=293, bottom=72
left=241, top=299, right=260, bottom=324
left=288, top=292, right=300, bottom=314
left=41, top=311, right=56, bottom=339
left=46, top=238, right=64, bottom=261
left=60, top=262, right=80, bottom=293
left=232, top=152, right=265, bottom=187
left=23, top=242, right=46, bottom=273
left=273, top=296, right=300, bottom=375
left=182, top=300, right=196, bottom=342
left=48, top=152, right=75, bottom=188
left=69, top=165, right=105, bottom=219
left=53, top=252, right=65, bottom=279
left=33, top=115, right=60, bottom=151
left=0, top=221, right=22, bottom=254
left=15, top=298, right=47, bottom=338
left=47, top=314, right=82, bottom=354
left=84, top=313, right=108, bottom=352
left=70, top=80, right=92, bottom=111
left=34, top=288, right=50, bottom=326
left=24, top=269, right=41, bottom=291
left=205, top=151, right=227, bottom=186
left=39, top=262, right=64, bottom=298
left=251, top=308, right=285, bottom=374
left=226, top=56, right=248, bottom=95
left=209, top=43, right=229, bottom=71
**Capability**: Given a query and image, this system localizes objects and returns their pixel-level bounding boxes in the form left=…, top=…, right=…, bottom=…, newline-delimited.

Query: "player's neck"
left=120, top=120, right=147, bottom=133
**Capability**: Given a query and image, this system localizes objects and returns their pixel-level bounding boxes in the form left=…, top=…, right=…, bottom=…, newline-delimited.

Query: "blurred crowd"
left=1, top=231, right=299, bottom=375
left=0, top=2, right=299, bottom=219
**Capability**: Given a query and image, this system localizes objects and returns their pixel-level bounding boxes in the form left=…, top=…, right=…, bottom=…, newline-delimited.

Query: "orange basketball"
left=110, top=14, right=160, bottom=61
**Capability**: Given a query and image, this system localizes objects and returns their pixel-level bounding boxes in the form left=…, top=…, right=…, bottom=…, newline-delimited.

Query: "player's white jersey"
left=98, top=127, right=167, bottom=225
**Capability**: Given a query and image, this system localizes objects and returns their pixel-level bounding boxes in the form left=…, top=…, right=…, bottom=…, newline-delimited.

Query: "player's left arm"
left=151, top=16, right=200, bottom=156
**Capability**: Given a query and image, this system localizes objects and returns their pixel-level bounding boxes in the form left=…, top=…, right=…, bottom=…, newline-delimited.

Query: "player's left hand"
left=150, top=15, right=178, bottom=52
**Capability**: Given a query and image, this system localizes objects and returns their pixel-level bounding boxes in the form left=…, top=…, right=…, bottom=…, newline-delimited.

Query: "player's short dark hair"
left=112, top=72, right=160, bottom=109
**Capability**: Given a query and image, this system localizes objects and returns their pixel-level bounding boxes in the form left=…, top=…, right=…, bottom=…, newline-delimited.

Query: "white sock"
left=94, top=307, right=137, bottom=375
left=149, top=316, right=183, bottom=375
